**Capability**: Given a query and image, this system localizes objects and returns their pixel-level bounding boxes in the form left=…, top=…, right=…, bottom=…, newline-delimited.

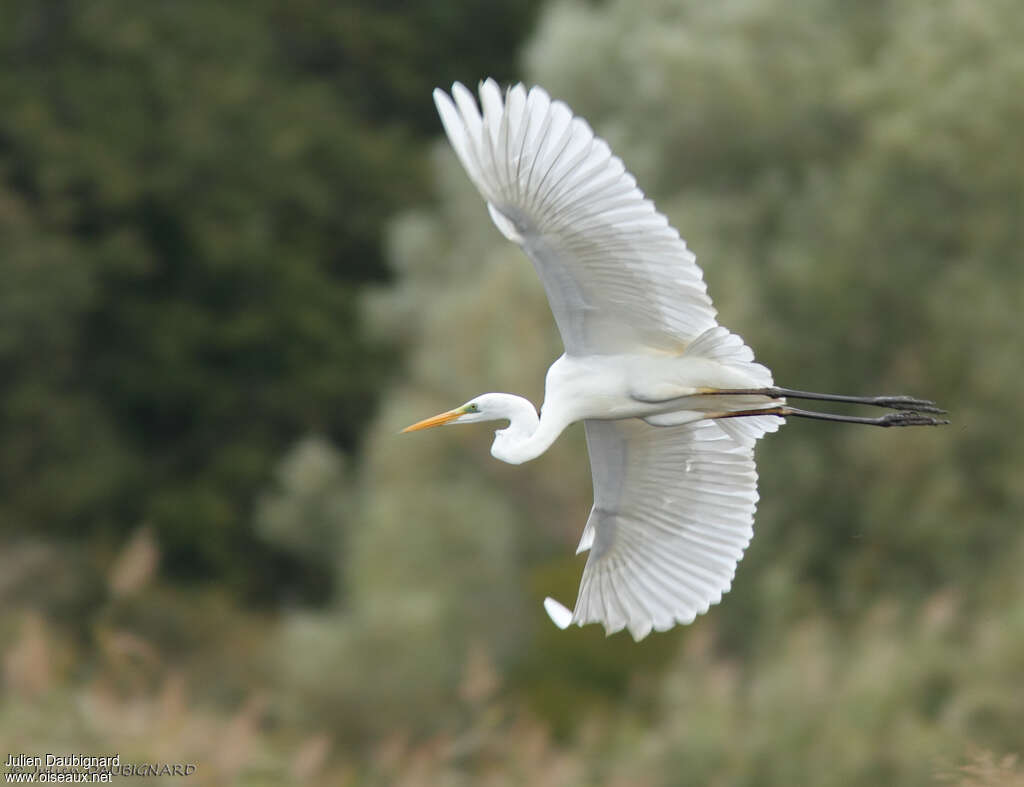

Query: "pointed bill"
left=401, top=406, right=465, bottom=433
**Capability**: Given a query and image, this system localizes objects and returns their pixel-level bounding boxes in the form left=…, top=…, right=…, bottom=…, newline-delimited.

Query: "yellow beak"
left=401, top=406, right=466, bottom=433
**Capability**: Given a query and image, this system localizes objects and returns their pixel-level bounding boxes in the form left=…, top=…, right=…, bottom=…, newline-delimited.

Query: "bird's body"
left=404, top=79, right=945, bottom=640
left=491, top=348, right=778, bottom=466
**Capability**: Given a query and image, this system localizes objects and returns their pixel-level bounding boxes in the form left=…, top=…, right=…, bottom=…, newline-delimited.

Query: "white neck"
left=485, top=394, right=566, bottom=465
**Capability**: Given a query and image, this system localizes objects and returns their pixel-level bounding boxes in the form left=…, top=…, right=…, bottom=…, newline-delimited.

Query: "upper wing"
left=572, top=417, right=760, bottom=640
left=434, top=80, right=718, bottom=356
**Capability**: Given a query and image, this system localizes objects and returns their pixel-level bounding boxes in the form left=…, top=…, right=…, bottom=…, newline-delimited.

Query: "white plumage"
left=435, top=80, right=718, bottom=355
left=404, top=79, right=945, bottom=640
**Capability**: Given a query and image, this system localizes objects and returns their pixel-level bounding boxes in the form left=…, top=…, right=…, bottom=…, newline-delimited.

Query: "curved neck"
left=488, top=396, right=565, bottom=466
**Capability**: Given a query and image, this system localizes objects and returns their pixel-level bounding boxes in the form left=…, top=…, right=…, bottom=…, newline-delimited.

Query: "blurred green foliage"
left=1, top=0, right=1023, bottom=784
left=0, top=0, right=540, bottom=597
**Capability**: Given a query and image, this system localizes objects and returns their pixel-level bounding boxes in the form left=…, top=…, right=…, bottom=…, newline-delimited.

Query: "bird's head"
left=401, top=396, right=493, bottom=433
left=402, top=393, right=541, bottom=464
left=402, top=393, right=530, bottom=432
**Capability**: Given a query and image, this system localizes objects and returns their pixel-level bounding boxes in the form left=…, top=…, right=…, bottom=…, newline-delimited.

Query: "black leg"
left=713, top=405, right=949, bottom=427
left=703, top=386, right=946, bottom=414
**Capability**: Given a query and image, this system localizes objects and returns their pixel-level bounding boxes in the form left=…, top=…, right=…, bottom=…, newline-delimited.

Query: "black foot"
left=877, top=411, right=950, bottom=427
left=868, top=395, right=946, bottom=414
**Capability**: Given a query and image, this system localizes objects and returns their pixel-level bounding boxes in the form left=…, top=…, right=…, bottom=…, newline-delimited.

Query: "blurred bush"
left=325, top=0, right=1024, bottom=773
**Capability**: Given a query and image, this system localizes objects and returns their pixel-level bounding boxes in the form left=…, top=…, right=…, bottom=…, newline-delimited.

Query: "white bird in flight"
left=404, top=79, right=946, bottom=640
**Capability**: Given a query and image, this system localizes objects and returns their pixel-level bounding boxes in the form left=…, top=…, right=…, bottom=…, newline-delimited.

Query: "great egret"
left=404, top=79, right=946, bottom=641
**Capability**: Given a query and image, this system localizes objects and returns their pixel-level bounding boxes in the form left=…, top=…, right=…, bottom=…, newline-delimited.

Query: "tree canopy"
left=0, top=0, right=541, bottom=597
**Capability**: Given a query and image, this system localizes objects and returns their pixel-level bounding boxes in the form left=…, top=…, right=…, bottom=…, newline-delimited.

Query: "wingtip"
left=543, top=597, right=573, bottom=629
left=628, top=621, right=654, bottom=641
left=451, top=80, right=476, bottom=105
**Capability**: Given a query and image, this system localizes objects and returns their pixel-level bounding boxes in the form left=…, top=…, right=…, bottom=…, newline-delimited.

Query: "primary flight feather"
left=404, top=79, right=946, bottom=641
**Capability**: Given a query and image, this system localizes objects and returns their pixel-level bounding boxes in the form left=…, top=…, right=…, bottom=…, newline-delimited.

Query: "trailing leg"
left=711, top=405, right=949, bottom=427
left=700, top=386, right=945, bottom=414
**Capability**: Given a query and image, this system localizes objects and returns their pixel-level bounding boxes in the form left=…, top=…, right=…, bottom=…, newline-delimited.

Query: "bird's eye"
left=468, top=403, right=479, bottom=412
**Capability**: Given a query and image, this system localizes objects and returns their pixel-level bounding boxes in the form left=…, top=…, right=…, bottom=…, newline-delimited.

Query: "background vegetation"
left=1, top=0, right=1022, bottom=784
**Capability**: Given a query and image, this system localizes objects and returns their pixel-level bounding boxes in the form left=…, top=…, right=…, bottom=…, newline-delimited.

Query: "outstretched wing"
left=568, top=418, right=760, bottom=640
left=434, top=79, right=719, bottom=356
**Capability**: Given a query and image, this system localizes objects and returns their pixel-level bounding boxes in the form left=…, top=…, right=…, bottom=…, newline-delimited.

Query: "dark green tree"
left=0, top=0, right=541, bottom=599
